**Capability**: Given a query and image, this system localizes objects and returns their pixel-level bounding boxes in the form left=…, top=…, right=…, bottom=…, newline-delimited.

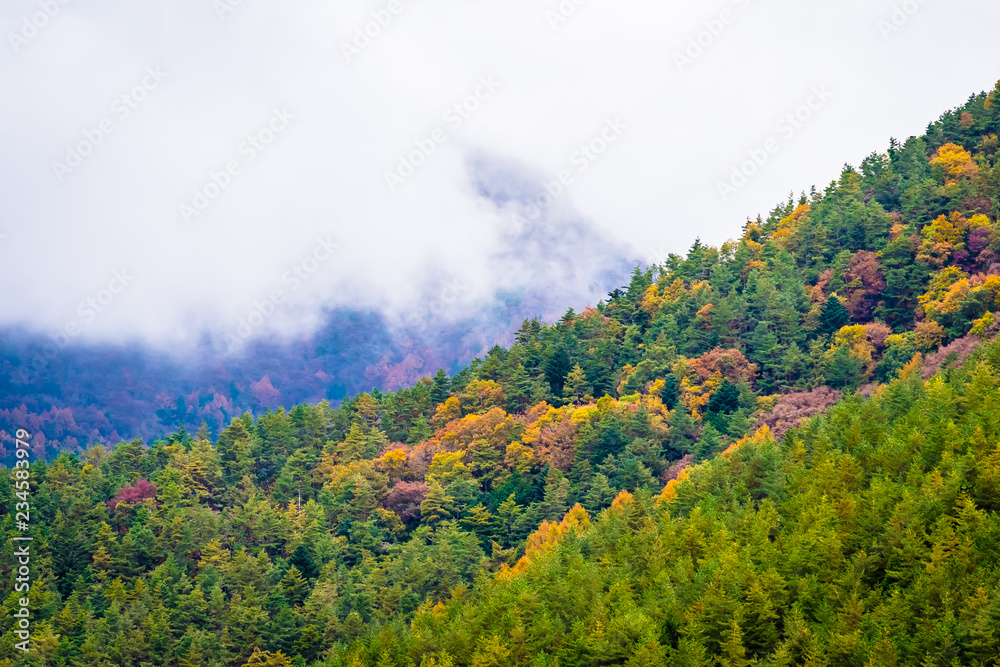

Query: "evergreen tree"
left=818, top=295, right=851, bottom=335
left=660, top=374, right=680, bottom=409
left=545, top=348, right=573, bottom=396
left=406, top=415, right=433, bottom=444
left=562, top=364, right=591, bottom=405
left=420, top=482, right=457, bottom=527
left=505, top=363, right=534, bottom=414
left=431, top=369, right=451, bottom=404
left=707, top=380, right=741, bottom=414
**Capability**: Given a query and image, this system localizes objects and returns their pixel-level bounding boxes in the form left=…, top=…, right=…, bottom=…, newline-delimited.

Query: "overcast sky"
left=1, top=0, right=998, bottom=349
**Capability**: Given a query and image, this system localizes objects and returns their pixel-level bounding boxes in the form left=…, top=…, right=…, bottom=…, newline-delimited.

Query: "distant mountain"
left=0, top=159, right=637, bottom=459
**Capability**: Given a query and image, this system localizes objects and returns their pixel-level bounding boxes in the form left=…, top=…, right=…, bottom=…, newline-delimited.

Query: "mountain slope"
left=1, top=80, right=1000, bottom=666
left=344, top=343, right=1000, bottom=665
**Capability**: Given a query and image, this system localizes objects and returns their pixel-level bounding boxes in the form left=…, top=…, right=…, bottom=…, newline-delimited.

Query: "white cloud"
left=0, top=0, right=997, bottom=348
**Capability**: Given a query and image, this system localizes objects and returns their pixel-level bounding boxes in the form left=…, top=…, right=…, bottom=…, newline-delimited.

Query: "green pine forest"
left=4, top=81, right=1000, bottom=666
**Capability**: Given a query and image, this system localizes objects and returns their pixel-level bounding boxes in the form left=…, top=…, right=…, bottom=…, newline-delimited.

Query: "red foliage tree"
left=383, top=481, right=429, bottom=523
left=108, top=478, right=158, bottom=511
left=250, top=375, right=281, bottom=408
left=843, top=251, right=886, bottom=321
left=922, top=335, right=982, bottom=380
left=756, top=387, right=843, bottom=439
left=689, top=348, right=758, bottom=385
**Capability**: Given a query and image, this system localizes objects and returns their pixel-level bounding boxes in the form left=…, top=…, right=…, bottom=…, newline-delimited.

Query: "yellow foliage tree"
left=678, top=372, right=723, bottom=422
left=772, top=203, right=811, bottom=246
left=376, top=449, right=407, bottom=480
left=499, top=504, right=591, bottom=578
left=660, top=278, right=688, bottom=305
left=427, top=451, right=472, bottom=487
left=917, top=212, right=992, bottom=267
left=640, top=284, right=664, bottom=316
left=695, top=303, right=715, bottom=326
left=971, top=313, right=998, bottom=338
left=920, top=270, right=1000, bottom=327
left=721, top=425, right=773, bottom=458
left=504, top=442, right=535, bottom=476
left=460, top=379, right=506, bottom=415
left=986, top=80, right=1000, bottom=110
left=914, top=321, right=947, bottom=351
left=659, top=467, right=691, bottom=505
left=431, top=396, right=462, bottom=427
left=924, top=212, right=968, bottom=247
left=919, top=267, right=969, bottom=317
left=930, top=143, right=980, bottom=181
left=829, top=324, right=877, bottom=375
left=610, top=489, right=634, bottom=511
left=243, top=647, right=293, bottom=667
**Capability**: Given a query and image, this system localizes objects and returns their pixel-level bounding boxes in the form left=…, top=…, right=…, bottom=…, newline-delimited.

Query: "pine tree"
left=563, top=364, right=592, bottom=405
left=288, top=545, right=319, bottom=581
left=460, top=503, right=498, bottom=543
left=506, top=363, right=534, bottom=414
left=420, top=481, right=457, bottom=527
left=198, top=538, right=231, bottom=570
left=660, top=374, right=681, bottom=409
left=742, top=580, right=779, bottom=654
left=582, top=473, right=617, bottom=513
left=497, top=493, right=523, bottom=540
left=537, top=467, right=571, bottom=521
left=335, top=423, right=368, bottom=463
left=707, top=379, right=741, bottom=414
left=718, top=621, right=749, bottom=667
left=819, top=294, right=851, bottom=334
left=825, top=344, right=865, bottom=389
left=667, top=407, right=700, bottom=456
left=280, top=566, right=310, bottom=606
left=266, top=607, right=300, bottom=655
left=432, top=369, right=451, bottom=404
left=407, top=415, right=433, bottom=444
left=545, top=348, right=573, bottom=396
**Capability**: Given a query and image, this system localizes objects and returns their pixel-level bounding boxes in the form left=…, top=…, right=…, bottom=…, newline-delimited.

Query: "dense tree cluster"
left=353, top=342, right=1000, bottom=665
left=2, top=81, right=1000, bottom=665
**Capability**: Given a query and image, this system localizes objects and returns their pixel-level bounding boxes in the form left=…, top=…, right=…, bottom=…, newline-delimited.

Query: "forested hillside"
left=0, top=216, right=630, bottom=458
left=2, top=80, right=1000, bottom=666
